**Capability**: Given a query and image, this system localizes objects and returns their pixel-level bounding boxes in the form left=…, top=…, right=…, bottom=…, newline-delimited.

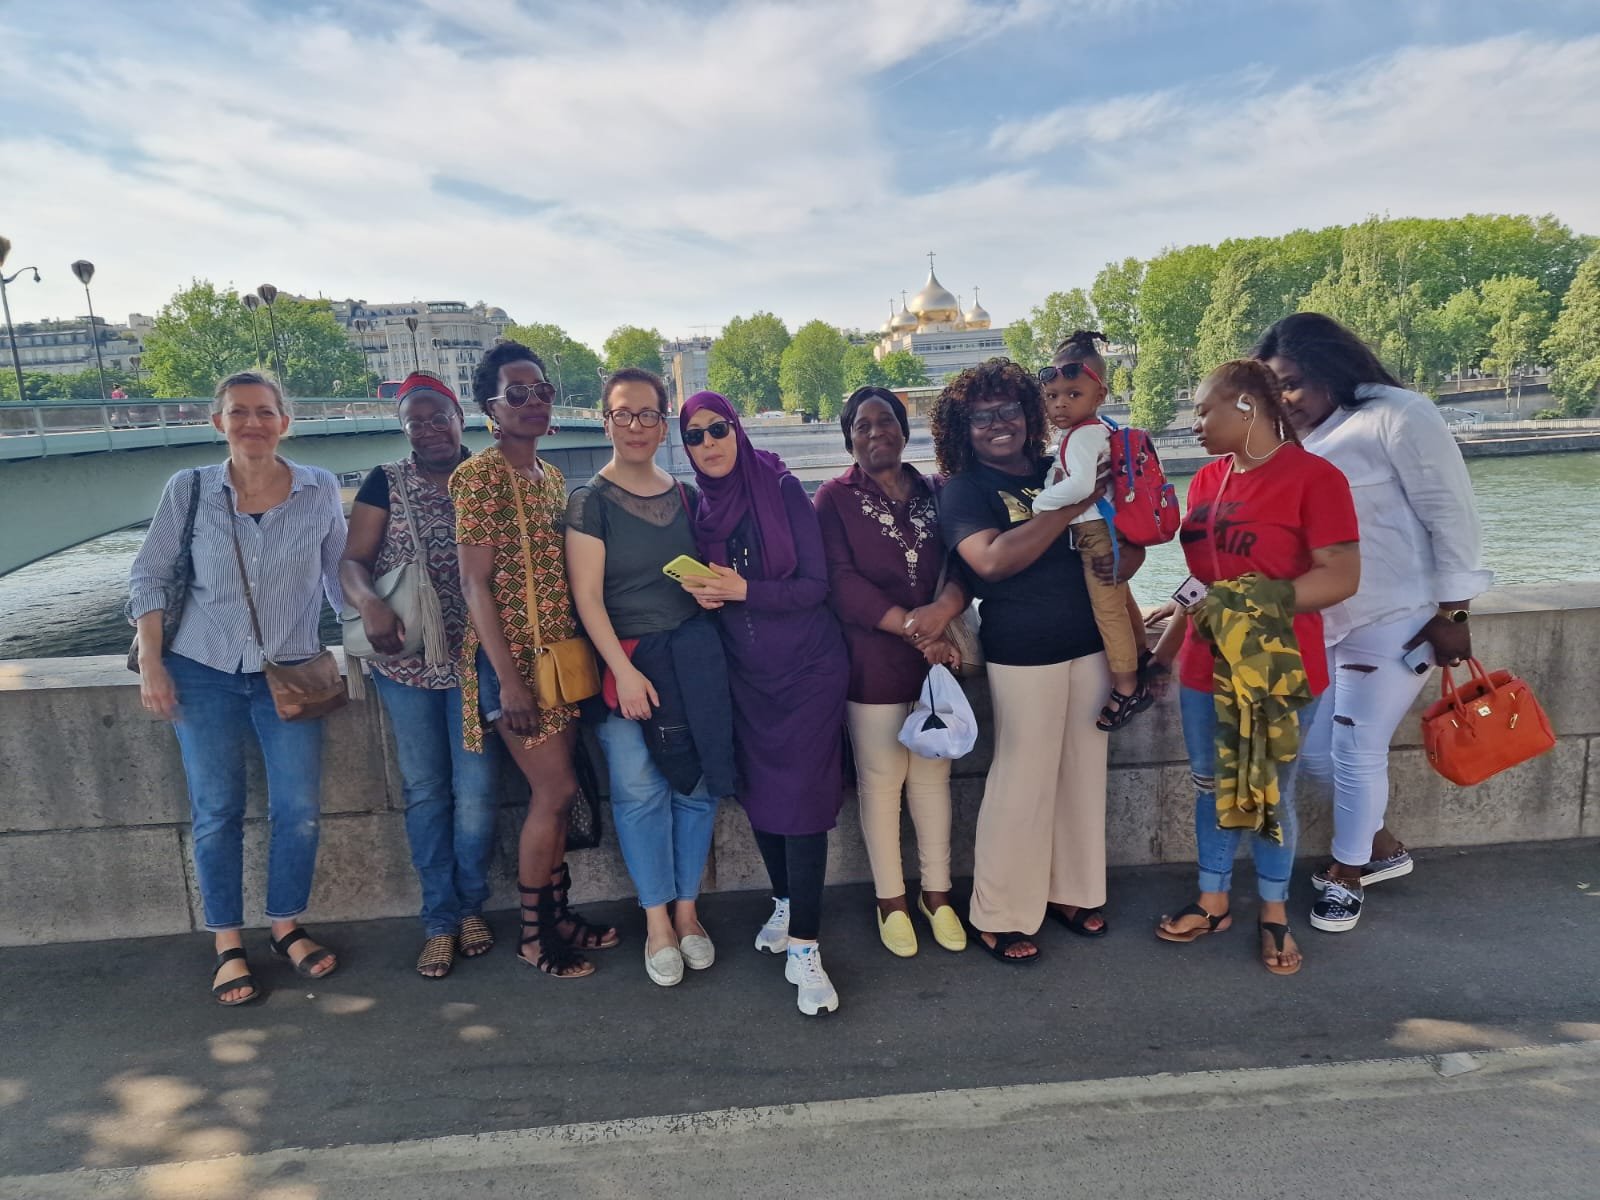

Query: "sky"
left=2, top=0, right=1599, bottom=347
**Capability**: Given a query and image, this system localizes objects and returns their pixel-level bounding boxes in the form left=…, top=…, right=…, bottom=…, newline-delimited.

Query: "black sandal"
left=269, top=927, right=338, bottom=979
left=211, top=947, right=262, bottom=1006
left=1047, top=905, right=1109, bottom=938
left=458, top=914, right=495, bottom=958
left=1259, top=922, right=1303, bottom=976
left=517, top=882, right=595, bottom=979
left=1096, top=684, right=1154, bottom=732
left=551, top=862, right=620, bottom=951
left=416, top=934, right=455, bottom=979
left=975, top=930, right=1041, bottom=965
left=1155, top=902, right=1232, bottom=943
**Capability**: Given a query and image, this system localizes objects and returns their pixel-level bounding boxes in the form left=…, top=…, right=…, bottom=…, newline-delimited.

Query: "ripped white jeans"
left=1299, top=610, right=1433, bottom=868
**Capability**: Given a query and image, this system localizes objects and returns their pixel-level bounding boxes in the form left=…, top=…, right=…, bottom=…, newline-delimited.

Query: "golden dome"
left=909, top=268, right=960, bottom=322
left=963, top=286, right=991, bottom=330
left=891, top=291, right=919, bottom=332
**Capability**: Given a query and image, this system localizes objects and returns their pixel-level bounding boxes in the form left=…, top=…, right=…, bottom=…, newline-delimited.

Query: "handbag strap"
left=392, top=462, right=442, bottom=590
left=506, top=455, right=546, bottom=652
left=1203, top=458, right=1233, bottom=583
left=226, top=508, right=272, bottom=661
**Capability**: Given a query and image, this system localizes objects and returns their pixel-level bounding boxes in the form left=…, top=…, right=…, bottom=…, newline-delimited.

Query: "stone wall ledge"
left=2, top=583, right=1595, bottom=946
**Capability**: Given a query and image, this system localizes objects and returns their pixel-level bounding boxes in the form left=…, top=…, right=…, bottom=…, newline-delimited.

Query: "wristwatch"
left=1439, top=607, right=1470, bottom=624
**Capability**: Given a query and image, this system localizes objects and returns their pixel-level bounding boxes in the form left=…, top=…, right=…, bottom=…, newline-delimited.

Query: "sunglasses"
left=968, top=400, right=1026, bottom=430
left=683, top=420, right=734, bottom=447
left=1037, top=362, right=1104, bottom=387
left=605, top=408, right=666, bottom=429
left=401, top=412, right=457, bottom=436
left=491, top=381, right=557, bottom=407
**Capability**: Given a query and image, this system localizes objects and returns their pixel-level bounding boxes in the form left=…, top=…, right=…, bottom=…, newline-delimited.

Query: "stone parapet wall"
left=2, top=584, right=1595, bottom=946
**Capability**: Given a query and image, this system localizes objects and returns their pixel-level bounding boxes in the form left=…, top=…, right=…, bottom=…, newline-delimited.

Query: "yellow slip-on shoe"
left=918, top=896, right=968, bottom=952
left=876, top=907, right=919, bottom=958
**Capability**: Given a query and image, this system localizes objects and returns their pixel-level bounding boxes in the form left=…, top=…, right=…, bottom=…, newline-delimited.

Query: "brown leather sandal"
left=417, top=934, right=455, bottom=979
left=458, top=915, right=495, bottom=958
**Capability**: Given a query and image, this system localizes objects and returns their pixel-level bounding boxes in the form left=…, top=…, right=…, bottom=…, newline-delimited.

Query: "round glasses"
left=682, top=420, right=734, bottom=447
left=968, top=400, right=1025, bottom=430
left=492, top=381, right=557, bottom=407
left=401, top=413, right=457, bottom=436
left=605, top=409, right=666, bottom=429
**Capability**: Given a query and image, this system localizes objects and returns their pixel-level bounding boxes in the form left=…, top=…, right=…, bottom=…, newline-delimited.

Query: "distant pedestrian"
left=1256, top=313, right=1492, bottom=933
left=815, top=385, right=968, bottom=960
left=1151, top=359, right=1359, bottom=975
left=340, top=371, right=499, bottom=980
left=128, top=370, right=346, bottom=1006
left=675, top=391, right=850, bottom=1016
left=932, top=358, right=1130, bottom=966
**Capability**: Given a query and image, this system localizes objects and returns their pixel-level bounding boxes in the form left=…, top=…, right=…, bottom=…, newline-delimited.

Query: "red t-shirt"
left=1177, top=444, right=1359, bottom=695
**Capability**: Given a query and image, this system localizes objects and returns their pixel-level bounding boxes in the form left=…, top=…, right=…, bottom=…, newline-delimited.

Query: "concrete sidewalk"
left=2, top=840, right=1597, bottom=1181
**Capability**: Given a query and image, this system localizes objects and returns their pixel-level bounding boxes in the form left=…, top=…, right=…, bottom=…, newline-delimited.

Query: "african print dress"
left=449, top=446, right=578, bottom=751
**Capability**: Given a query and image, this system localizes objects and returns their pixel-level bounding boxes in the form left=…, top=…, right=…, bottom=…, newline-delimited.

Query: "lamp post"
left=243, top=293, right=263, bottom=368
left=256, top=284, right=287, bottom=392
left=0, top=237, right=42, bottom=404
left=130, top=354, right=143, bottom=396
left=551, top=351, right=565, bottom=404
left=70, top=260, right=109, bottom=400
left=404, top=315, right=421, bottom=373
left=353, top=319, right=374, bottom=394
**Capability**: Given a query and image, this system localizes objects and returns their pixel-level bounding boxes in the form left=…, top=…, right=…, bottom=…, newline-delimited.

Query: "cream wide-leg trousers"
left=847, top=700, right=955, bottom=899
left=969, top=654, right=1110, bottom=935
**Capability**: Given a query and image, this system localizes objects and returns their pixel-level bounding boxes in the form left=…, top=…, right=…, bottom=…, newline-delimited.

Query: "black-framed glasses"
left=605, top=409, right=666, bottom=429
left=492, top=381, right=557, bottom=407
left=1037, top=362, right=1103, bottom=386
left=401, top=413, right=457, bottom=436
left=968, top=400, right=1026, bottom=430
left=682, top=420, right=734, bottom=447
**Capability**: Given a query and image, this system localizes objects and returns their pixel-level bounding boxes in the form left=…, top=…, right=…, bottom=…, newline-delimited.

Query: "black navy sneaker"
left=1310, top=880, right=1363, bottom=933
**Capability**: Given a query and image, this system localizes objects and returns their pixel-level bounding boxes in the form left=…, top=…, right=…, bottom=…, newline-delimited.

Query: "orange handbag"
left=1421, top=658, right=1555, bottom=786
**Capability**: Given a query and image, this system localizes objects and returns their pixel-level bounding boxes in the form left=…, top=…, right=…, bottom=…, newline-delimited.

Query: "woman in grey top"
left=129, top=371, right=346, bottom=1006
left=565, top=367, right=735, bottom=988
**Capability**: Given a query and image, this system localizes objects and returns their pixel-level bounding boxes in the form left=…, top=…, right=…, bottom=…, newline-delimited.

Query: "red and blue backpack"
left=1094, top=416, right=1179, bottom=548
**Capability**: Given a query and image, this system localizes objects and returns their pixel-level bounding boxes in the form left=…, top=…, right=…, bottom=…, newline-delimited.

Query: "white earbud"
left=1235, top=394, right=1253, bottom=414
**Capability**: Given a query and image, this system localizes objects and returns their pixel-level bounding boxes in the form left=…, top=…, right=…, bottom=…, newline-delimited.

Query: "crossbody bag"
left=507, top=459, right=601, bottom=709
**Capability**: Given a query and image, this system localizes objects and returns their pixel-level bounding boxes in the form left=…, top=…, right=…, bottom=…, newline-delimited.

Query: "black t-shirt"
left=938, top=457, right=1103, bottom=667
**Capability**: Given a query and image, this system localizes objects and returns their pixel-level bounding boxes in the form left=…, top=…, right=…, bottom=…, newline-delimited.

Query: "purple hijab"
left=679, top=391, right=798, bottom=580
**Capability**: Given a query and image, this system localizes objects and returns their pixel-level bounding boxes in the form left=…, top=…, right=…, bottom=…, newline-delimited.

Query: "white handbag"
left=340, top=465, right=447, bottom=670
left=898, top=665, right=979, bottom=760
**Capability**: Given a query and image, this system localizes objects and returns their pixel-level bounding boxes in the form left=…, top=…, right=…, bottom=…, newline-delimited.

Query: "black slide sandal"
left=1048, top=905, right=1109, bottom=938
left=211, top=947, right=262, bottom=1006
left=975, top=930, right=1041, bottom=965
left=269, top=927, right=338, bottom=979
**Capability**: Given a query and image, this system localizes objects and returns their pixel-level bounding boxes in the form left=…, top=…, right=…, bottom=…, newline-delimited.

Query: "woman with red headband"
left=341, top=372, right=500, bottom=980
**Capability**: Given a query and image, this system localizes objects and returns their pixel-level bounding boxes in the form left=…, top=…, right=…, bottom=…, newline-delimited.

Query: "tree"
left=1544, top=248, right=1600, bottom=415
left=1110, top=364, right=1134, bottom=398
left=1090, top=257, right=1145, bottom=369
left=1137, top=243, right=1222, bottom=406
left=603, top=325, right=664, bottom=376
left=1130, top=343, right=1185, bottom=433
left=878, top=349, right=929, bottom=388
left=270, top=296, right=368, bottom=397
left=779, top=320, right=848, bottom=418
left=1002, top=289, right=1097, bottom=372
left=1479, top=274, right=1552, bottom=408
left=706, top=312, right=790, bottom=414
left=500, top=321, right=604, bottom=406
left=1195, top=248, right=1278, bottom=373
left=841, top=343, right=886, bottom=392
left=1419, top=287, right=1490, bottom=380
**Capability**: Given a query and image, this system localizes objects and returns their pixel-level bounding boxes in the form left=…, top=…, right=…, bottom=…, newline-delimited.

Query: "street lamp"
left=404, top=315, right=421, bottom=373
left=0, top=236, right=42, bottom=404
left=70, top=260, right=109, bottom=400
left=130, top=354, right=143, bottom=396
left=353, top=319, right=375, bottom=395
left=243, top=293, right=263, bottom=368
left=256, top=284, right=287, bottom=392
left=551, top=351, right=565, bottom=404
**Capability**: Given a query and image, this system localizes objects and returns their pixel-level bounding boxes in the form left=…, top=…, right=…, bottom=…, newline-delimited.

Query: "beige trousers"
left=1072, top=518, right=1140, bottom=676
left=969, top=655, right=1110, bottom=934
left=847, top=701, right=954, bottom=898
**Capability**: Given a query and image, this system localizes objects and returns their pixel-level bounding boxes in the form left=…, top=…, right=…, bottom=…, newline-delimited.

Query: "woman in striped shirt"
left=129, top=371, right=347, bottom=1006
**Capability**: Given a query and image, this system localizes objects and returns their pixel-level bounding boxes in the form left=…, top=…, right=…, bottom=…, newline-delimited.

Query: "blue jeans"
left=595, top=713, right=717, bottom=909
left=166, top=652, right=324, bottom=931
left=1180, top=685, right=1315, bottom=903
left=371, top=672, right=501, bottom=936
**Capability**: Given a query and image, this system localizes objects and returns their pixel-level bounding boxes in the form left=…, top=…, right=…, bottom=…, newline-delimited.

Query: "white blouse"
left=1301, top=383, right=1493, bottom=645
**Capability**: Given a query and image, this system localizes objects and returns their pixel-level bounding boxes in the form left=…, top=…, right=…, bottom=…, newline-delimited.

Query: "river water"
left=2, top=453, right=1596, bottom=661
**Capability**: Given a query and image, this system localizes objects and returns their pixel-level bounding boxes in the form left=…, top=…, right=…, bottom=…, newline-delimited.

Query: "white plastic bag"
left=898, top=664, right=978, bottom=760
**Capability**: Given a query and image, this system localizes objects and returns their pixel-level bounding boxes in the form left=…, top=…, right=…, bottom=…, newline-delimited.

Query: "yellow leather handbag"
left=508, top=461, right=600, bottom=709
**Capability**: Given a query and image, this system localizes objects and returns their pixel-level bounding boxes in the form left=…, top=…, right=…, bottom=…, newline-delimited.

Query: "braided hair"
left=1051, top=329, right=1109, bottom=379
left=1204, top=358, right=1301, bottom=445
left=930, top=358, right=1047, bottom=477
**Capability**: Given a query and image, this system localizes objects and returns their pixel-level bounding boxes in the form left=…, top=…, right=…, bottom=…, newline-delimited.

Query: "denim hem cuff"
left=637, top=896, right=676, bottom=910
left=1197, top=871, right=1232, bottom=895
left=204, top=923, right=245, bottom=933
left=263, top=907, right=308, bottom=922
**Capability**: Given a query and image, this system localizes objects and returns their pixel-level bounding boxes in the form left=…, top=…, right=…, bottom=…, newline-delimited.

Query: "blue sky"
left=2, top=0, right=1598, bottom=346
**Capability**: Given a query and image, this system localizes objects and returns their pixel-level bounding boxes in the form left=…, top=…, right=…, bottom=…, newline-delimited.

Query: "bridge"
left=0, top=399, right=618, bottom=575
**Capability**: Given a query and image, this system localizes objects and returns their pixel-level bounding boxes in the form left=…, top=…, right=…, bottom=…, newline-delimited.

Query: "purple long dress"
left=717, top=473, right=849, bottom=835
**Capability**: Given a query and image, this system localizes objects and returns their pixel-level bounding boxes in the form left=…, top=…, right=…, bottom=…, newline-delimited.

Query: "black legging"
left=752, top=830, right=828, bottom=942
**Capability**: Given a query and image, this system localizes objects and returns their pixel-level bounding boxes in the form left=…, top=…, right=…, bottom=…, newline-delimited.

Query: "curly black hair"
left=471, top=340, right=546, bottom=416
left=1052, top=329, right=1109, bottom=378
left=929, top=358, right=1047, bottom=477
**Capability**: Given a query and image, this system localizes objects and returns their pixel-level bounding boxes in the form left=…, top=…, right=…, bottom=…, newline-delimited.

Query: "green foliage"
left=878, top=349, right=929, bottom=388
left=1478, top=274, right=1553, bottom=397
left=1545, top=249, right=1600, bottom=416
left=1110, top=364, right=1133, bottom=398
left=1130, top=343, right=1185, bottom=432
left=1419, top=287, right=1491, bottom=379
left=841, top=342, right=886, bottom=392
left=707, top=312, right=790, bottom=414
left=1003, top=289, right=1097, bottom=372
left=1196, top=248, right=1281, bottom=372
left=501, top=322, right=604, bottom=406
left=779, top=320, right=848, bottom=418
left=1091, top=257, right=1145, bottom=367
left=0, top=366, right=151, bottom=402
left=270, top=296, right=368, bottom=397
left=603, top=325, right=665, bottom=376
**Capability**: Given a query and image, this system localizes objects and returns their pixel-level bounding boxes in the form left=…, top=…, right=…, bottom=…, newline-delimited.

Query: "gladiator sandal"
left=517, top=882, right=594, bottom=979
left=550, top=862, right=620, bottom=950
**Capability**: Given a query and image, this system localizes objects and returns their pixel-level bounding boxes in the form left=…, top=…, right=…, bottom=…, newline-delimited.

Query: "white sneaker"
left=784, top=942, right=839, bottom=1016
left=754, top=898, right=790, bottom=954
left=679, top=931, right=715, bottom=971
left=644, top=942, right=684, bottom=987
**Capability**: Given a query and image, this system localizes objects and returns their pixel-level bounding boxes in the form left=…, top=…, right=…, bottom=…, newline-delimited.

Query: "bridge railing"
left=0, top=398, right=606, bottom=459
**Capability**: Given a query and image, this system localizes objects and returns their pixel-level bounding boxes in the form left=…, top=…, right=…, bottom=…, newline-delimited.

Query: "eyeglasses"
left=968, top=400, right=1026, bottom=430
left=1037, top=362, right=1104, bottom=387
left=682, top=420, right=734, bottom=447
left=491, top=381, right=557, bottom=407
left=605, top=409, right=666, bottom=429
left=402, top=413, right=457, bottom=436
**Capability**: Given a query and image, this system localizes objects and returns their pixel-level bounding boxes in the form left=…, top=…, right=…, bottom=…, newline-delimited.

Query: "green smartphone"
left=662, top=554, right=718, bottom=582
